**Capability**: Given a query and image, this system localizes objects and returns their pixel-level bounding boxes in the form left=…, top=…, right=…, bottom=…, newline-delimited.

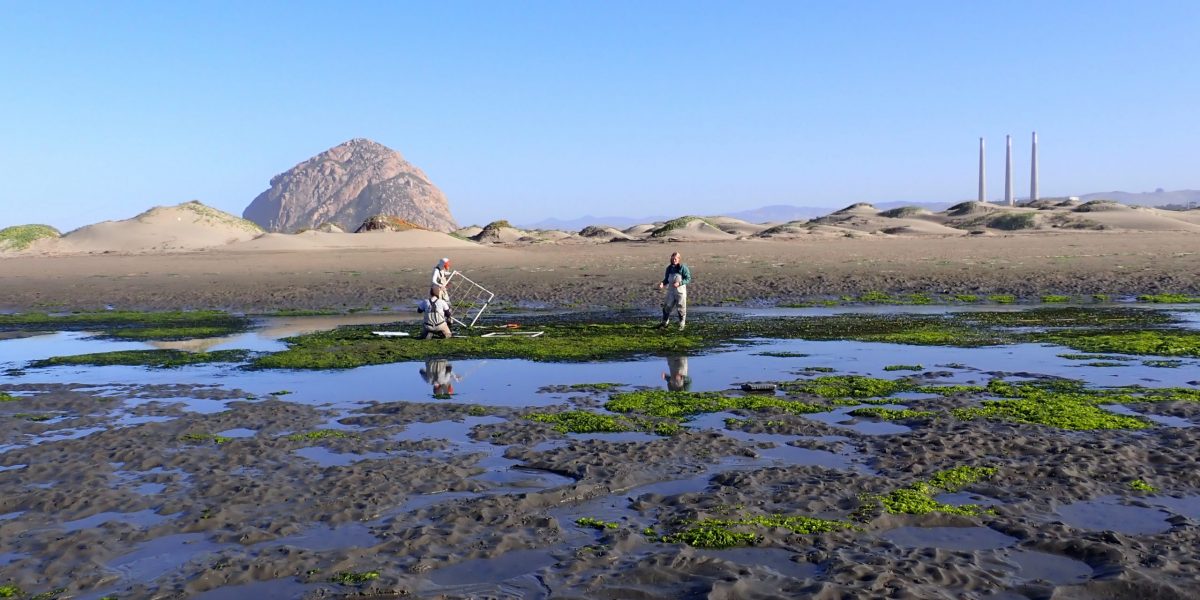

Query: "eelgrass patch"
left=29, top=349, right=251, bottom=369
left=1137, top=293, right=1200, bottom=304
left=245, top=307, right=1190, bottom=369
left=961, top=306, right=1175, bottom=328
left=1058, top=353, right=1135, bottom=361
left=1142, top=360, right=1185, bottom=368
left=1037, top=330, right=1200, bottom=358
left=0, top=310, right=251, bottom=340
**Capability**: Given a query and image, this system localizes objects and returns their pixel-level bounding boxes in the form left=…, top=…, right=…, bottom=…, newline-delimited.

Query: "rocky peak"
left=244, top=139, right=458, bottom=233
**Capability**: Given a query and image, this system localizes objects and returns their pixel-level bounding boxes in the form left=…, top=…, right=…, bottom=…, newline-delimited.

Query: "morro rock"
left=243, top=138, right=458, bottom=233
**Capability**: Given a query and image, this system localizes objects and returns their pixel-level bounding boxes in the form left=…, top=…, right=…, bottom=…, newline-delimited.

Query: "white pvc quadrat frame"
left=446, top=270, right=495, bottom=328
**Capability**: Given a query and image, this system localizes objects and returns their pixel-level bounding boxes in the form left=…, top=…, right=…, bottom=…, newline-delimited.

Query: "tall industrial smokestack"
left=1030, top=132, right=1039, bottom=202
left=978, top=137, right=986, bottom=203
left=1004, top=135, right=1014, bottom=206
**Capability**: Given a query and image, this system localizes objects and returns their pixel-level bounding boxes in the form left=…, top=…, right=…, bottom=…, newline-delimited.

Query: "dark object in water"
left=741, top=383, right=778, bottom=392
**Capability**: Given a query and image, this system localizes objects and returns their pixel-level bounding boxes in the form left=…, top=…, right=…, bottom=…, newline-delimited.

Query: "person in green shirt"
left=657, top=251, right=691, bottom=330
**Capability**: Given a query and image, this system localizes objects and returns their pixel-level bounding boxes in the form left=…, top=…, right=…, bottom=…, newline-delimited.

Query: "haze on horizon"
left=1, top=1, right=1197, bottom=232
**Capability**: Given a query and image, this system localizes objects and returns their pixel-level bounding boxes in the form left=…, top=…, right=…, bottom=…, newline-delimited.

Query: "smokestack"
left=978, top=137, right=986, bottom=203
left=1004, top=135, right=1014, bottom=206
left=1030, top=132, right=1039, bottom=202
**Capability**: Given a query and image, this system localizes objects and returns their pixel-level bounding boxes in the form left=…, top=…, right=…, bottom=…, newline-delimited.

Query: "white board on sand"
left=372, top=331, right=410, bottom=337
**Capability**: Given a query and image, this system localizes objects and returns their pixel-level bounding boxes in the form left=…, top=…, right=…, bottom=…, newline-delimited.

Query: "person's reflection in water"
left=663, top=356, right=692, bottom=392
left=420, top=358, right=460, bottom=398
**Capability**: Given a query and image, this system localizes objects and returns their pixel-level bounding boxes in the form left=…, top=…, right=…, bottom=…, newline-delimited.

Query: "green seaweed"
left=754, top=351, right=810, bottom=358
left=329, top=571, right=379, bottom=585
left=0, top=392, right=17, bottom=402
left=528, top=410, right=630, bottom=434
left=604, top=390, right=824, bottom=420
left=1128, top=479, right=1157, bottom=492
left=848, top=407, right=935, bottom=421
left=988, top=294, right=1016, bottom=304
left=14, top=413, right=54, bottom=422
left=285, top=429, right=351, bottom=442
left=954, top=396, right=1149, bottom=430
left=883, top=364, right=923, bottom=371
left=568, top=382, right=623, bottom=391
left=663, top=513, right=855, bottom=548
left=0, top=585, right=21, bottom=598
left=859, top=466, right=997, bottom=520
left=785, top=375, right=913, bottom=399
left=181, top=433, right=232, bottom=444
left=29, top=349, right=250, bottom=369
left=575, top=517, right=620, bottom=530
left=1041, top=295, right=1071, bottom=303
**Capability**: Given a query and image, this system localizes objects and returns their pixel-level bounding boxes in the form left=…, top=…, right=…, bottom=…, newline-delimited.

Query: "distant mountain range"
left=1079, top=189, right=1200, bottom=209
left=521, top=190, right=1199, bottom=230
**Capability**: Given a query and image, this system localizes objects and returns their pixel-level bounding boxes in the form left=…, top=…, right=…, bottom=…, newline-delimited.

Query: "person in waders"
left=657, top=251, right=691, bottom=330
left=420, top=285, right=453, bottom=339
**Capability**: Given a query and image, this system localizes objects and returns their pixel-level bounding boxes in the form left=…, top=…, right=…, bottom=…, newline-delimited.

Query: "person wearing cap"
left=420, top=285, right=453, bottom=339
left=657, top=251, right=691, bottom=330
left=432, top=258, right=452, bottom=302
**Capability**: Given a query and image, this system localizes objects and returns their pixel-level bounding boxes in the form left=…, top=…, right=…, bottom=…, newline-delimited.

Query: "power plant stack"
left=978, top=138, right=986, bottom=203
left=1004, top=135, right=1014, bottom=206
left=976, top=132, right=1039, bottom=205
left=1030, top=131, right=1039, bottom=203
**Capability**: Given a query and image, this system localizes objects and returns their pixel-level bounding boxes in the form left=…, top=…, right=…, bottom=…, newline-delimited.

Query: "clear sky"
left=2, top=1, right=1197, bottom=231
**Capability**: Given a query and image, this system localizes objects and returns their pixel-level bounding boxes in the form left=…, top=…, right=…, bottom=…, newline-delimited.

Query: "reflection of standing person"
left=420, top=359, right=459, bottom=396
left=432, top=258, right=452, bottom=302
left=657, top=252, right=691, bottom=330
left=663, top=356, right=692, bottom=391
left=420, top=286, right=453, bottom=339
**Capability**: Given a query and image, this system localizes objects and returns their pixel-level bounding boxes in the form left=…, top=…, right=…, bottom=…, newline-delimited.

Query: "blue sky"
left=2, top=1, right=1197, bottom=231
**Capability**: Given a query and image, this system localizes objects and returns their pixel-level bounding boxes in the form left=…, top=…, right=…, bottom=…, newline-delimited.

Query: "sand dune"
left=24, top=201, right=262, bottom=255
left=220, top=229, right=481, bottom=252
left=5, top=199, right=1199, bottom=257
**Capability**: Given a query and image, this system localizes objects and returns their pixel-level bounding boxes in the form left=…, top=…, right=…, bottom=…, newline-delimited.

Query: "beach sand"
left=2, top=231, right=1198, bottom=312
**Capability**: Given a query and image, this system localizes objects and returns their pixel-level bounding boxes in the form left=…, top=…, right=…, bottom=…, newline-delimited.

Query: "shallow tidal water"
left=2, top=306, right=1199, bottom=599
